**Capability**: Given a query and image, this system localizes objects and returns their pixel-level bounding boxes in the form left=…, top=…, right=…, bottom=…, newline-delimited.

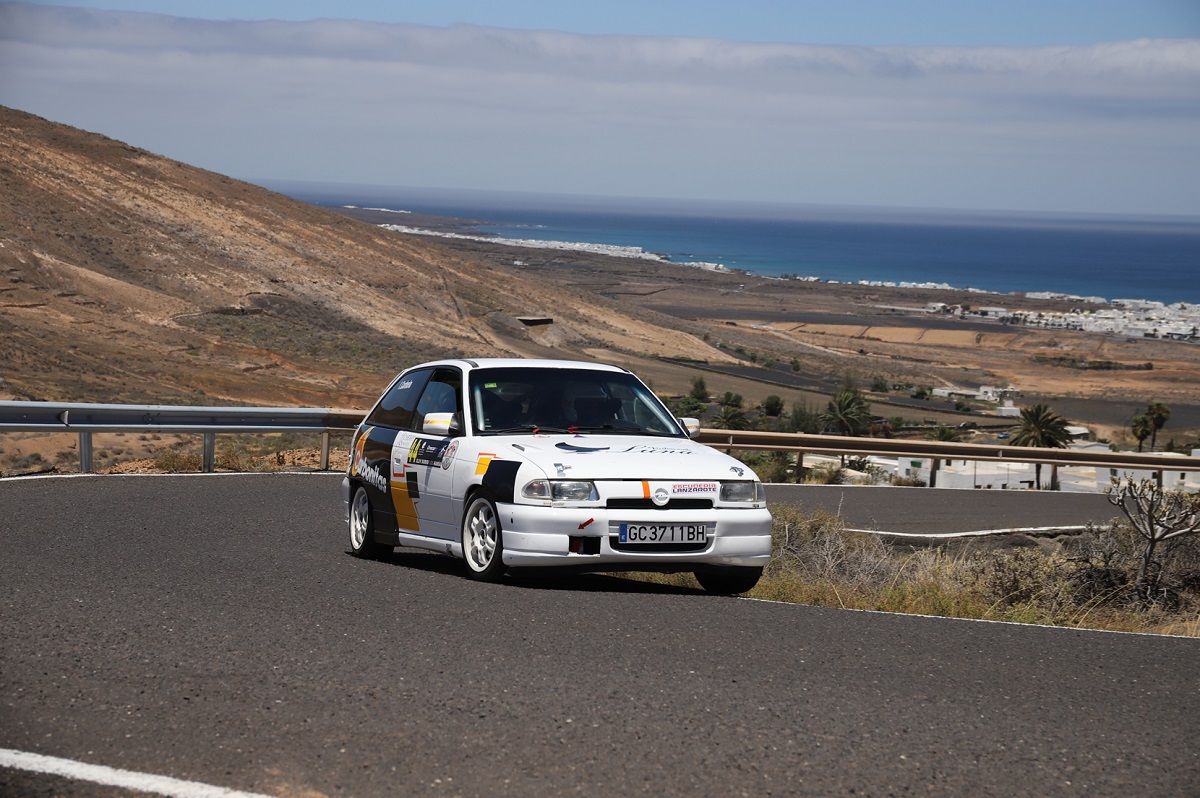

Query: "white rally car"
left=341, top=358, right=772, bottom=594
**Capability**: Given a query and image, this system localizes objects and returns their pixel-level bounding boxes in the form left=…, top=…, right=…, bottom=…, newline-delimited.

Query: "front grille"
left=606, top=498, right=713, bottom=511
left=609, top=538, right=710, bottom=553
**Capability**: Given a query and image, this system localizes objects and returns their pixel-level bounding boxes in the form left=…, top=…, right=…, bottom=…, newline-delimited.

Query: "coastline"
left=376, top=220, right=1198, bottom=316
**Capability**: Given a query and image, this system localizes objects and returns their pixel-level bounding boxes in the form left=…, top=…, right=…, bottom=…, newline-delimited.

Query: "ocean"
left=278, top=184, right=1200, bottom=305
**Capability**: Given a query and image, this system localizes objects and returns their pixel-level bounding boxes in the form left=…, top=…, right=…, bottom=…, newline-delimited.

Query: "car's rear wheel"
left=695, top=566, right=763, bottom=595
left=349, top=486, right=388, bottom=558
left=462, top=496, right=505, bottom=581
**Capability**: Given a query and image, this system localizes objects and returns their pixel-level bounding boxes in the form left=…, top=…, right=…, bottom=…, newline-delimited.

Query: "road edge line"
left=738, top=597, right=1199, bottom=640
left=0, top=748, right=274, bottom=798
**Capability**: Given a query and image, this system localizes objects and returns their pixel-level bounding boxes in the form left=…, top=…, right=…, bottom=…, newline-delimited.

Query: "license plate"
left=617, top=523, right=708, bottom=544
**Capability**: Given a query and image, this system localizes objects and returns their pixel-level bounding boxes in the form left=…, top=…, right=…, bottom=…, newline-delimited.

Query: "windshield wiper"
left=569, top=424, right=677, bottom=437
left=481, top=425, right=574, bottom=436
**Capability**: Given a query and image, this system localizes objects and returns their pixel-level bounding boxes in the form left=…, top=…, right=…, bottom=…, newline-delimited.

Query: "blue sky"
left=2, top=2, right=1200, bottom=215
left=18, top=0, right=1200, bottom=46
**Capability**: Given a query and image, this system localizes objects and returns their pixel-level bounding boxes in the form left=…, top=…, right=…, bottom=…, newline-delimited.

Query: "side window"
left=413, top=368, right=463, bottom=430
left=367, top=368, right=432, bottom=429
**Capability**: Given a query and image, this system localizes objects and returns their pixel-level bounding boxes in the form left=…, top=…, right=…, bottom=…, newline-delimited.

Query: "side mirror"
left=678, top=417, right=700, bottom=438
left=422, top=412, right=462, bottom=437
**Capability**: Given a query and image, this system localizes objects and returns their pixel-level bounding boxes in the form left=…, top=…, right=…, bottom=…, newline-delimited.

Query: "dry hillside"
left=0, top=106, right=726, bottom=408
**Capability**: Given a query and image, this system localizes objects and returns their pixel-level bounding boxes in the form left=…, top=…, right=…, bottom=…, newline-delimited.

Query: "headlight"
left=720, top=480, right=764, bottom=504
left=521, top=479, right=599, bottom=502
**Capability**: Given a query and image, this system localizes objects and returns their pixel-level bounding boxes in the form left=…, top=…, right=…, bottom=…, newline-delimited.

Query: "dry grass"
left=626, top=507, right=1200, bottom=637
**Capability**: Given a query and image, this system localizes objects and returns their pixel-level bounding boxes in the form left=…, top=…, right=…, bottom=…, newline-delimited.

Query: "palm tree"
left=1145, top=402, right=1171, bottom=451
left=1130, top=414, right=1153, bottom=452
left=927, top=425, right=962, bottom=442
left=820, top=389, right=871, bottom=437
left=1010, top=403, right=1071, bottom=489
left=711, top=405, right=748, bottom=430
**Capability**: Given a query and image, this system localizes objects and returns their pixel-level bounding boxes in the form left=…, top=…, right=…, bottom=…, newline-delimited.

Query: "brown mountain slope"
left=0, top=106, right=726, bottom=407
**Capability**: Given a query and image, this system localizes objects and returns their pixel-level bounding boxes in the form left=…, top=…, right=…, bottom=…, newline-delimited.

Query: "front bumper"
left=497, top=502, right=773, bottom=569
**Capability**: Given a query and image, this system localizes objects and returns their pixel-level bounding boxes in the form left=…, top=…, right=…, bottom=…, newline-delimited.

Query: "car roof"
left=407, top=358, right=627, bottom=373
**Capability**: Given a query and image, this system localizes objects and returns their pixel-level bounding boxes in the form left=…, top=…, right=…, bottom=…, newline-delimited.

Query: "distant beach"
left=282, top=184, right=1200, bottom=305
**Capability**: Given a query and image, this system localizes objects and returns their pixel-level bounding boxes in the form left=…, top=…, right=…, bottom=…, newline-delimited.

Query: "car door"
left=356, top=367, right=432, bottom=535
left=391, top=367, right=464, bottom=540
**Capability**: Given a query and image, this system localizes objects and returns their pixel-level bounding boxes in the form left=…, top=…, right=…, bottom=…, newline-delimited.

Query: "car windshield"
left=469, top=367, right=683, bottom=437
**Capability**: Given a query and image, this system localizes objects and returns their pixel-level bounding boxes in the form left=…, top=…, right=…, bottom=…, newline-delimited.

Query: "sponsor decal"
left=671, top=482, right=718, bottom=494
left=349, top=427, right=388, bottom=492
left=475, top=452, right=497, bottom=477
left=441, top=440, right=459, bottom=470
left=578, top=517, right=594, bottom=530
left=480, top=458, right=522, bottom=503
left=555, top=442, right=609, bottom=453
left=553, top=462, right=571, bottom=477
left=729, top=465, right=745, bottom=477
left=397, top=379, right=414, bottom=390
left=350, top=428, right=369, bottom=477
left=407, top=438, right=450, bottom=467
left=618, top=445, right=694, bottom=455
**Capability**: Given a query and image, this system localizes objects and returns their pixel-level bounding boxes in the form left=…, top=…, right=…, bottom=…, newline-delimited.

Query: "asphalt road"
left=765, top=484, right=1117, bottom=533
left=2, top=475, right=1197, bottom=797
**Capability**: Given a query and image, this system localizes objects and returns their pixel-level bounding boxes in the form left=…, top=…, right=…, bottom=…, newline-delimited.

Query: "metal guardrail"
left=2, top=400, right=1198, bottom=482
left=694, top=429, right=1200, bottom=487
left=0, top=400, right=362, bottom=473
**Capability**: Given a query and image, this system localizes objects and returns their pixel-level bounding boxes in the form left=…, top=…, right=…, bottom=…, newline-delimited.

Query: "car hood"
left=490, top=434, right=758, bottom=481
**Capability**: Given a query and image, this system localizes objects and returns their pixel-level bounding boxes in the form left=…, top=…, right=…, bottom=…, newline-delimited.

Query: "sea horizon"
left=269, top=181, right=1200, bottom=305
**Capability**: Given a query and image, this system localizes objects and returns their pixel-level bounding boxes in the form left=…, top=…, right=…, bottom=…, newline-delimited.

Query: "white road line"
left=0, top=748, right=274, bottom=798
left=0, top=471, right=337, bottom=482
left=738, top=597, right=1200, bottom=640
left=847, top=524, right=1092, bottom=538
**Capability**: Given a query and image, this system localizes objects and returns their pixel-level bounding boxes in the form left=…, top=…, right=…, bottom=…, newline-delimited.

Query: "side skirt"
left=394, top=530, right=463, bottom=559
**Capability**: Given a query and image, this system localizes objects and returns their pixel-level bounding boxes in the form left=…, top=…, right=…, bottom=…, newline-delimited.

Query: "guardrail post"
left=1049, top=464, right=1060, bottom=491
left=794, top=451, right=804, bottom=483
left=1156, top=470, right=1163, bottom=489
left=320, top=431, right=330, bottom=470
left=79, top=431, right=92, bottom=474
left=929, top=458, right=940, bottom=488
left=202, top=432, right=216, bottom=473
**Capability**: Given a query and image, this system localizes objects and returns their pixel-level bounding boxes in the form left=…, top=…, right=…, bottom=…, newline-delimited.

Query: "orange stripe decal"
left=641, top=480, right=651, bottom=499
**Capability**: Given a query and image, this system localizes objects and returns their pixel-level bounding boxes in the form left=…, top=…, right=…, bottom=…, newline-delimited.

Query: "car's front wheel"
left=695, top=566, right=763, bottom=595
left=349, top=486, right=388, bottom=558
left=462, top=495, right=505, bottom=581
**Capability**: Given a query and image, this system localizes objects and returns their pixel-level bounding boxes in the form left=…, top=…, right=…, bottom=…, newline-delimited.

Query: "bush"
left=719, top=391, right=743, bottom=408
left=785, top=402, right=821, bottom=434
left=621, top=508, right=1200, bottom=635
left=870, top=375, right=889, bottom=392
left=803, top=464, right=844, bottom=484
left=761, top=395, right=784, bottom=417
left=688, top=377, right=708, bottom=402
left=153, top=449, right=201, bottom=472
left=737, top=450, right=792, bottom=483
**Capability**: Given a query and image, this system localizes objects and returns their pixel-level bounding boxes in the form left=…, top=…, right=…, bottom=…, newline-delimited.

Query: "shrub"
left=803, top=464, right=844, bottom=484
left=153, top=449, right=201, bottom=472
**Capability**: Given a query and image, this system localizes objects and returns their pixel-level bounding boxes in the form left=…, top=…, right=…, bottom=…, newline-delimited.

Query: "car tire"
left=349, top=486, right=388, bottom=558
left=461, top=495, right=505, bottom=582
left=695, top=566, right=763, bottom=595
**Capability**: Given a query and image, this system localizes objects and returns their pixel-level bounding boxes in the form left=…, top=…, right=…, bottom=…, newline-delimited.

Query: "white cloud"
left=1, top=2, right=1198, bottom=214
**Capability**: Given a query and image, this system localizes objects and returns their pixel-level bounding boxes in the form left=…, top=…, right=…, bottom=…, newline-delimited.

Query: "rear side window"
left=412, top=368, right=463, bottom=429
left=367, top=368, right=432, bottom=429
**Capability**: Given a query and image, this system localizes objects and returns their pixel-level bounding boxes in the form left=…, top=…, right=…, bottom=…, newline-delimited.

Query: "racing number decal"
left=390, top=438, right=421, bottom=532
